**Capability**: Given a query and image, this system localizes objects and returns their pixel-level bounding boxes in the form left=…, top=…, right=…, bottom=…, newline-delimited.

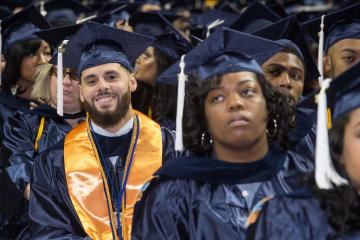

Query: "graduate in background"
left=0, top=24, right=84, bottom=239
left=0, top=6, right=51, bottom=141
left=0, top=6, right=51, bottom=239
left=302, top=2, right=360, bottom=79
left=247, top=61, right=360, bottom=240
left=131, top=28, right=314, bottom=240
left=29, top=21, right=178, bottom=240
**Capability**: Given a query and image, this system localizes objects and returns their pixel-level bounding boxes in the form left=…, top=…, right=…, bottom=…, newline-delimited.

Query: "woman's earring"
left=266, top=119, right=278, bottom=138
left=201, top=132, right=213, bottom=146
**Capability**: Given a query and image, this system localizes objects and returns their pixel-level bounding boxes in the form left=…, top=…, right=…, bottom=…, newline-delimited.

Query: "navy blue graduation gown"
left=247, top=191, right=360, bottom=240
left=131, top=143, right=314, bottom=240
left=289, top=105, right=316, bottom=161
left=0, top=104, right=84, bottom=239
left=29, top=126, right=178, bottom=239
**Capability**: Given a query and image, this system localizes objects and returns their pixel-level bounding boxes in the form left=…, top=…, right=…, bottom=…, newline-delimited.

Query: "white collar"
left=91, top=117, right=134, bottom=137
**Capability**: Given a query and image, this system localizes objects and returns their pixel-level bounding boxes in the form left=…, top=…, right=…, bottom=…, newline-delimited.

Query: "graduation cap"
left=190, top=9, right=238, bottom=38
left=92, top=5, right=128, bottom=27
left=153, top=32, right=193, bottom=63
left=1, top=5, right=51, bottom=55
left=129, top=11, right=180, bottom=37
left=38, top=0, right=90, bottom=27
left=35, top=23, right=83, bottom=67
left=157, top=27, right=287, bottom=85
left=313, top=61, right=360, bottom=190
left=301, top=2, right=360, bottom=53
left=229, top=1, right=281, bottom=33
left=327, top=61, right=360, bottom=120
left=63, top=21, right=154, bottom=75
left=252, top=15, right=320, bottom=84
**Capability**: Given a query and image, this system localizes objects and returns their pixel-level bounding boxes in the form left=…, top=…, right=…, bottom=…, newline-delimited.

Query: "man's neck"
left=91, top=108, right=134, bottom=136
left=213, top=135, right=268, bottom=164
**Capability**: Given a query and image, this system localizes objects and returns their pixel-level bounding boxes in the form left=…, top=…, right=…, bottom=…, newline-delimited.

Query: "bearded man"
left=28, top=22, right=177, bottom=240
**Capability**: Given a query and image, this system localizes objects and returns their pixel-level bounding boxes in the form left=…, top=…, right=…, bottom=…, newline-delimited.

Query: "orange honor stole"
left=64, top=111, right=162, bottom=240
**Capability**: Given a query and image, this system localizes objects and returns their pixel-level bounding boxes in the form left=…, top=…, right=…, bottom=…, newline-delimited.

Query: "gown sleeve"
left=29, top=145, right=90, bottom=240
left=0, top=111, right=38, bottom=193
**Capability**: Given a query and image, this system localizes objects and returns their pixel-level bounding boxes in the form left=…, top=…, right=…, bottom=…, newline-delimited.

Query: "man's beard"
left=84, top=89, right=131, bottom=129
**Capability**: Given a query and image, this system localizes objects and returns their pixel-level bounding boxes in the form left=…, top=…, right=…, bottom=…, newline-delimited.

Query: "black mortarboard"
left=253, top=15, right=320, bottom=84
left=40, top=0, right=91, bottom=27
left=129, top=11, right=179, bottom=37
left=63, top=21, right=154, bottom=76
left=1, top=5, right=51, bottom=54
left=301, top=2, right=360, bottom=53
left=230, top=1, right=281, bottom=33
left=189, top=9, right=238, bottom=39
left=327, top=61, right=360, bottom=120
left=191, top=9, right=238, bottom=29
left=92, top=5, right=128, bottom=27
left=153, top=32, right=193, bottom=63
left=35, top=23, right=83, bottom=67
left=157, top=27, right=287, bottom=85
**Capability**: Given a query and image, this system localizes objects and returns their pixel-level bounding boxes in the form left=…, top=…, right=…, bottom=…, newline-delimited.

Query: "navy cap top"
left=230, top=1, right=281, bottom=33
left=129, top=11, right=179, bottom=37
left=35, top=23, right=83, bottom=67
left=301, top=2, right=360, bottom=53
left=1, top=5, right=51, bottom=54
left=157, top=27, right=288, bottom=85
left=41, top=0, right=91, bottom=27
left=92, top=5, right=128, bottom=27
left=153, top=32, right=193, bottom=63
left=327, top=61, right=360, bottom=120
left=253, top=15, right=320, bottom=83
left=63, top=21, right=154, bottom=77
left=191, top=9, right=238, bottom=28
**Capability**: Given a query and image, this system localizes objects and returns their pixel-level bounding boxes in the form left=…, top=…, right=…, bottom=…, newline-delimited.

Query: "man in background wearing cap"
left=302, top=3, right=360, bottom=79
left=29, top=22, right=177, bottom=240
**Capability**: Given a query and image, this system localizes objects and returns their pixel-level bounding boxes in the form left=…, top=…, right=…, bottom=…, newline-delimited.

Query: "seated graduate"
left=29, top=22, right=178, bottom=240
left=247, top=61, right=360, bottom=240
left=131, top=28, right=314, bottom=240
left=302, top=2, right=360, bottom=79
left=250, top=16, right=320, bottom=161
left=0, top=24, right=84, bottom=239
left=0, top=6, right=51, bottom=142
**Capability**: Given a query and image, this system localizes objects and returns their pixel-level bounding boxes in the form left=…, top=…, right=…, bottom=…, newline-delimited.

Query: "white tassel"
left=56, top=40, right=68, bottom=117
left=40, top=1, right=47, bottom=16
left=175, top=55, right=188, bottom=151
left=315, top=78, right=348, bottom=189
left=317, top=15, right=325, bottom=86
left=206, top=19, right=224, bottom=39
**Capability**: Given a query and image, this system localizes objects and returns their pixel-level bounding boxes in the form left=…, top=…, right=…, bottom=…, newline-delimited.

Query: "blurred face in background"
left=20, top=40, right=51, bottom=82
left=134, top=46, right=158, bottom=86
